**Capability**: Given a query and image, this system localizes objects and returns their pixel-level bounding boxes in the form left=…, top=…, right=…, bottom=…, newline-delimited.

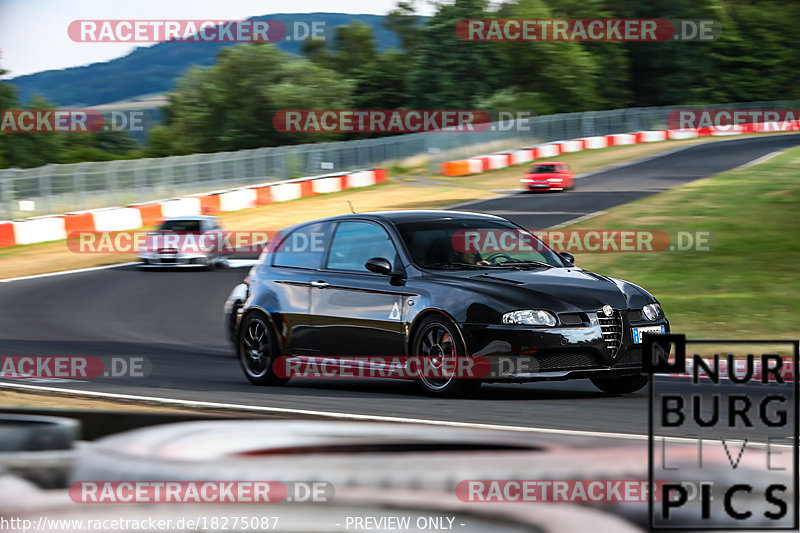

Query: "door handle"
left=310, top=280, right=329, bottom=288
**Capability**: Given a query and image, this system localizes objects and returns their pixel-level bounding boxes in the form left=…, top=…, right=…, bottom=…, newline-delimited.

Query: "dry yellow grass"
left=0, top=389, right=198, bottom=414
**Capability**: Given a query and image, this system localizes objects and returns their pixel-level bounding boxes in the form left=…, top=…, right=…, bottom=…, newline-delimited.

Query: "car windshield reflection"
left=394, top=219, right=565, bottom=270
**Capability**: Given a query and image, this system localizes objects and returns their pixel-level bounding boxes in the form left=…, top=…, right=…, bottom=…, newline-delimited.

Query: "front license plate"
left=632, top=325, right=665, bottom=344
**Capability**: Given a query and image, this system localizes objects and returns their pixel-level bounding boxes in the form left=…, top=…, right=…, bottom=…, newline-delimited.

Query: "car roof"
left=355, top=209, right=505, bottom=224
left=532, top=161, right=565, bottom=165
left=282, top=210, right=506, bottom=231
left=160, top=215, right=218, bottom=222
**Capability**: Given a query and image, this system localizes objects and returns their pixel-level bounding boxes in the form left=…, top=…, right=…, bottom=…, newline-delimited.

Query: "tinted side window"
left=326, top=221, right=398, bottom=272
left=159, top=219, right=201, bottom=232
left=271, top=222, right=328, bottom=269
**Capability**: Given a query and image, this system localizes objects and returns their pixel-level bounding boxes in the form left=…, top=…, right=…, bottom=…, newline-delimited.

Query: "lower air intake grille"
left=536, top=352, right=600, bottom=371
left=616, top=347, right=642, bottom=367
left=598, top=311, right=623, bottom=357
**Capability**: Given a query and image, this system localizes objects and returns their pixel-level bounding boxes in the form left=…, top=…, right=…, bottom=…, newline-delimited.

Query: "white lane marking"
left=738, top=150, right=782, bottom=169
left=0, top=263, right=138, bottom=283
left=0, top=382, right=791, bottom=448
left=574, top=144, right=698, bottom=181
left=226, top=259, right=258, bottom=268
left=485, top=211, right=591, bottom=216
left=0, top=259, right=256, bottom=283
left=451, top=135, right=795, bottom=215
left=447, top=193, right=510, bottom=211
left=550, top=144, right=791, bottom=229
left=446, top=143, right=700, bottom=212
left=1, top=377, right=87, bottom=383
left=550, top=211, right=607, bottom=229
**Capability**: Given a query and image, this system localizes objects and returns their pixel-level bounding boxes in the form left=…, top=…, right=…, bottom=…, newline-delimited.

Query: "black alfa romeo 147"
left=225, top=210, right=668, bottom=396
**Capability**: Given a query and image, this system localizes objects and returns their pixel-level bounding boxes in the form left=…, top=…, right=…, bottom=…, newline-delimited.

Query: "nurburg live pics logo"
left=645, top=334, right=799, bottom=530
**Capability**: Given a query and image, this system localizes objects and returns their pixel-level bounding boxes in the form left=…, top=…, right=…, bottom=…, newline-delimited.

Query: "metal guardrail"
left=1, top=100, right=797, bottom=219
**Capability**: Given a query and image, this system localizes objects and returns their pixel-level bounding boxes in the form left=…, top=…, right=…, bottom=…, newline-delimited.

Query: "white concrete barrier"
left=467, top=159, right=484, bottom=174
left=636, top=130, right=668, bottom=142
left=580, top=136, right=608, bottom=149
left=608, top=133, right=636, bottom=145
left=312, top=177, right=343, bottom=195
left=486, top=154, right=508, bottom=170
left=219, top=189, right=257, bottom=212
left=509, top=149, right=534, bottom=165
left=668, top=129, right=699, bottom=140
left=161, top=198, right=202, bottom=218
left=270, top=182, right=303, bottom=202
left=535, top=144, right=560, bottom=158
left=557, top=140, right=583, bottom=153
left=92, top=208, right=143, bottom=232
left=347, top=171, right=376, bottom=188
left=13, top=217, right=67, bottom=245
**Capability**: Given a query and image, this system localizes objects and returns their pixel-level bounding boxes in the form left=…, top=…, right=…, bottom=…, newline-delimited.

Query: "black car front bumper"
left=460, top=312, right=669, bottom=382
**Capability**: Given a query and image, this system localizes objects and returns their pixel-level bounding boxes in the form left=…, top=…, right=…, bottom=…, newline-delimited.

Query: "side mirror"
left=558, top=251, right=575, bottom=265
left=365, top=257, right=393, bottom=275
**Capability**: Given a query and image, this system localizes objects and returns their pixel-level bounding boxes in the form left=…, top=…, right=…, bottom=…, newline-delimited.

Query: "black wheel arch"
left=407, top=308, right=468, bottom=356
left=237, top=307, right=285, bottom=357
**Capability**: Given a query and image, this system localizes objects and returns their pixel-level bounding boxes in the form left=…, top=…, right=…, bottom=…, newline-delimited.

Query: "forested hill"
left=8, top=13, right=399, bottom=107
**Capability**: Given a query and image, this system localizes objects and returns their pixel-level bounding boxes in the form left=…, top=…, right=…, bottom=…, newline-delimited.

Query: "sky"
left=0, top=0, right=434, bottom=78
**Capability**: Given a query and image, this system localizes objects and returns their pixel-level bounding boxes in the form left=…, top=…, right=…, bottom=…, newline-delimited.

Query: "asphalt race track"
left=2, top=134, right=799, bottom=441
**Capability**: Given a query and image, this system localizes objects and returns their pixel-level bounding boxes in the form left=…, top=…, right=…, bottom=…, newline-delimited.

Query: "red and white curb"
left=0, top=169, right=388, bottom=247
left=439, top=121, right=800, bottom=176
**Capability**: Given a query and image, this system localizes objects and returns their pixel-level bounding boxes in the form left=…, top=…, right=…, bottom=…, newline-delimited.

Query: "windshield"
left=531, top=164, right=557, bottom=173
left=158, top=219, right=202, bottom=232
left=395, top=218, right=565, bottom=269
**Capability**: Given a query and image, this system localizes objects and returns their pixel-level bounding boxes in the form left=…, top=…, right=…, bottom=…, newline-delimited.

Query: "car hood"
left=426, top=267, right=653, bottom=313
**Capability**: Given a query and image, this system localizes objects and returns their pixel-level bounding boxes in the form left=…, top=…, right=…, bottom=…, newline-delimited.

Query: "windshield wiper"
left=422, top=262, right=487, bottom=270
left=492, top=260, right=554, bottom=269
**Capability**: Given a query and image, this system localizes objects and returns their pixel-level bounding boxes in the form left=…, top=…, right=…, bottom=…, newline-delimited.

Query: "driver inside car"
left=454, top=248, right=490, bottom=266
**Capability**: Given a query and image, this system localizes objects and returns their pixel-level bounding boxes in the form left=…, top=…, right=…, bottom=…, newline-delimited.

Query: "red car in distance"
left=521, top=162, right=575, bottom=191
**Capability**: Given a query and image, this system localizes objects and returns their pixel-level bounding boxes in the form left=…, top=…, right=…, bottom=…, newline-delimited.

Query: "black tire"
left=413, top=315, right=481, bottom=397
left=591, top=374, right=648, bottom=394
left=238, top=312, right=289, bottom=386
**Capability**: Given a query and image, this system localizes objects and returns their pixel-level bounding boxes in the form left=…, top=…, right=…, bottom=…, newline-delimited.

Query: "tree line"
left=2, top=0, right=799, bottom=168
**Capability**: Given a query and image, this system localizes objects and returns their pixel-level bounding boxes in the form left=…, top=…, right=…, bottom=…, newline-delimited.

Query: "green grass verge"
left=567, top=147, right=800, bottom=340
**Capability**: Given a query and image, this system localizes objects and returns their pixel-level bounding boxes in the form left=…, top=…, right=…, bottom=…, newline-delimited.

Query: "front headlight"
left=642, top=303, right=663, bottom=321
left=502, top=310, right=557, bottom=326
